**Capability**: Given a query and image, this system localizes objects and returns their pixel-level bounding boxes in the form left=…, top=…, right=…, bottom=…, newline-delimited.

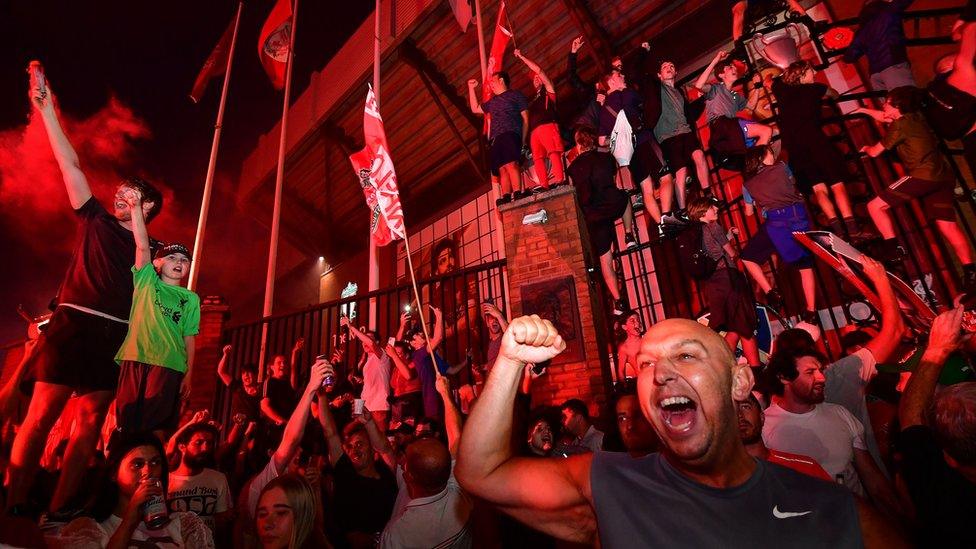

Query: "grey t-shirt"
left=743, top=161, right=804, bottom=212
left=653, top=84, right=692, bottom=142
left=702, top=222, right=734, bottom=265
left=591, top=452, right=862, bottom=549
left=826, top=348, right=888, bottom=477
left=703, top=83, right=747, bottom=123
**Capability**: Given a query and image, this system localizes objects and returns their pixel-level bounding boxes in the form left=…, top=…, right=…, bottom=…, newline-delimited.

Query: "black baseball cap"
left=154, top=243, right=191, bottom=261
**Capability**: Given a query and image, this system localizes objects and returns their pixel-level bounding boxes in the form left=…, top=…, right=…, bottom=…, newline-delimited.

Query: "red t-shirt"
left=390, top=364, right=422, bottom=397
left=767, top=449, right=833, bottom=482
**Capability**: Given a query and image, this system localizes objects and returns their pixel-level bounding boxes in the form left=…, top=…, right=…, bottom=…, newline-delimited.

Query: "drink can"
left=353, top=398, right=365, bottom=416
left=142, top=478, right=169, bottom=529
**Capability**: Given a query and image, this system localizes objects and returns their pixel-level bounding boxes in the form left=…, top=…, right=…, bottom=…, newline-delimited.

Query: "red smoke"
left=0, top=96, right=184, bottom=340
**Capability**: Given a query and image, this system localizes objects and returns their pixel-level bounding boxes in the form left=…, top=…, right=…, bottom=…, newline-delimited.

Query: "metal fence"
left=217, top=260, right=508, bottom=424
left=611, top=6, right=974, bottom=361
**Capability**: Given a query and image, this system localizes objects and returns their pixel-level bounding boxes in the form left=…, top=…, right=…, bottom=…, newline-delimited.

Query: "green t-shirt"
left=882, top=112, right=954, bottom=184
left=115, top=264, right=200, bottom=372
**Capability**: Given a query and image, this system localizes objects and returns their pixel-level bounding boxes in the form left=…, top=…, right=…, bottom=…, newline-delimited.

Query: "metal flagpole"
left=368, top=0, right=382, bottom=331
left=188, top=1, right=243, bottom=292
left=259, top=0, right=301, bottom=381
left=474, top=0, right=487, bottom=82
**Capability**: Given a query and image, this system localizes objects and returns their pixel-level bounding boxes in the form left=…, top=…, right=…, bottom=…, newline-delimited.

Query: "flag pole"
left=399, top=221, right=440, bottom=377
left=259, top=0, right=301, bottom=381
left=474, top=0, right=487, bottom=82
left=188, top=1, right=243, bottom=293
left=368, top=0, right=382, bottom=331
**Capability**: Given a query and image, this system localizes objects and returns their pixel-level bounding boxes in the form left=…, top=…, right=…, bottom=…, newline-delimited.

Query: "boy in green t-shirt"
left=114, top=190, right=200, bottom=437
left=857, top=86, right=976, bottom=294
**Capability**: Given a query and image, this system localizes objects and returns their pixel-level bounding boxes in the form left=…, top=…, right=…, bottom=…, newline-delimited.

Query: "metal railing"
left=216, top=260, right=508, bottom=424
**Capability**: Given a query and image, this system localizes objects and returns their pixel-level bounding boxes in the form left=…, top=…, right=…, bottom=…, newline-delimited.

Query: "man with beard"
left=8, top=80, right=164, bottom=519
left=614, top=391, right=657, bottom=458
left=762, top=349, right=905, bottom=520
left=166, top=423, right=233, bottom=538
left=457, top=315, right=902, bottom=547
left=317, top=368, right=397, bottom=548
left=735, top=393, right=830, bottom=480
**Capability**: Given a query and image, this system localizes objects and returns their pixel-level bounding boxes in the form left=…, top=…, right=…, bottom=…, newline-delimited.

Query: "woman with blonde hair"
left=254, top=473, right=329, bottom=549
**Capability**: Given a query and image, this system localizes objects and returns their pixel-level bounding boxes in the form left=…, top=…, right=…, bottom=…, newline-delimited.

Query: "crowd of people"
left=2, top=0, right=976, bottom=547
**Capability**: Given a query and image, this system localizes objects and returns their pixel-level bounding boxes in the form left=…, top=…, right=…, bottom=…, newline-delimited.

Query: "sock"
left=827, top=217, right=844, bottom=235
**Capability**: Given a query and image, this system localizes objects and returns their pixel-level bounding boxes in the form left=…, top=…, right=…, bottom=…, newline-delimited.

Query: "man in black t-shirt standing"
left=457, top=316, right=905, bottom=547
left=216, top=345, right=262, bottom=423
left=317, top=378, right=398, bottom=547
left=7, top=81, right=163, bottom=518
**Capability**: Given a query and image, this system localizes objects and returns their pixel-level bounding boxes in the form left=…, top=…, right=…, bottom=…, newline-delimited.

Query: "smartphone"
left=404, top=304, right=411, bottom=313
left=388, top=336, right=396, bottom=346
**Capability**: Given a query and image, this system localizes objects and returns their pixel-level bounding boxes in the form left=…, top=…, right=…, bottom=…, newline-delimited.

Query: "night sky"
left=0, top=1, right=373, bottom=344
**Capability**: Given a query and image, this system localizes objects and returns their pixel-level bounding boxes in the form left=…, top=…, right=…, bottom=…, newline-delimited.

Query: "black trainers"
left=765, top=288, right=785, bottom=312
left=612, top=299, right=627, bottom=316
left=624, top=232, right=638, bottom=249
left=495, top=193, right=512, bottom=206
left=799, top=310, right=819, bottom=325
left=633, top=193, right=645, bottom=211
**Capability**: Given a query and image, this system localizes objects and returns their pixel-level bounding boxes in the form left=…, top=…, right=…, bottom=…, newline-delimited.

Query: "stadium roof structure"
left=238, top=0, right=730, bottom=264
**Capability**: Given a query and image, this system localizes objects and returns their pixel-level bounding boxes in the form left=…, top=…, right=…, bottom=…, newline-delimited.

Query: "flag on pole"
left=258, top=0, right=294, bottom=89
left=349, top=85, right=406, bottom=247
left=447, top=0, right=473, bottom=32
left=189, top=11, right=239, bottom=103
left=482, top=1, right=513, bottom=134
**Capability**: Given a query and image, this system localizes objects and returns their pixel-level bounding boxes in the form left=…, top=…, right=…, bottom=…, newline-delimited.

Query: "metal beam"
left=399, top=39, right=483, bottom=133
left=410, top=64, right=487, bottom=181
left=560, top=0, right=613, bottom=69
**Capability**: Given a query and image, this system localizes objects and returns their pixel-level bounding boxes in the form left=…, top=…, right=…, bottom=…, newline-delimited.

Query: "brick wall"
left=498, top=186, right=613, bottom=421
left=188, top=300, right=230, bottom=413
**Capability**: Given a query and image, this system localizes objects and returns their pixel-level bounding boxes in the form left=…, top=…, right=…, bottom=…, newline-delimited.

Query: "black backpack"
left=676, top=221, right=718, bottom=280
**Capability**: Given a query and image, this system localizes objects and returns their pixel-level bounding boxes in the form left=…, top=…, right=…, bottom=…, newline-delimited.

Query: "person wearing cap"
left=114, top=188, right=200, bottom=437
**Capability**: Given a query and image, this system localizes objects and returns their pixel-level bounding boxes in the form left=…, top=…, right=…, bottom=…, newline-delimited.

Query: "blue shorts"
left=765, top=203, right=813, bottom=267
left=739, top=118, right=758, bottom=148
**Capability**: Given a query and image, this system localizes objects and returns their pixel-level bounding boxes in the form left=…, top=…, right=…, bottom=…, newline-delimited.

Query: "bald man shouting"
left=456, top=316, right=905, bottom=548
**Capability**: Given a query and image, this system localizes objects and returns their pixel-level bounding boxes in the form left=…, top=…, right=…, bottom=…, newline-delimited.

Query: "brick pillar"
left=498, top=186, right=613, bottom=419
left=188, top=298, right=230, bottom=413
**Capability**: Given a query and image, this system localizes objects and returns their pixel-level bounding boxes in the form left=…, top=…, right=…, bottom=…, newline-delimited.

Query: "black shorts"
left=23, top=306, right=127, bottom=395
left=879, top=184, right=957, bottom=222
left=660, top=131, right=702, bottom=176
left=115, top=361, right=184, bottom=434
left=489, top=132, right=522, bottom=176
left=704, top=268, right=758, bottom=338
left=630, top=138, right=666, bottom=184
left=788, top=140, right=848, bottom=194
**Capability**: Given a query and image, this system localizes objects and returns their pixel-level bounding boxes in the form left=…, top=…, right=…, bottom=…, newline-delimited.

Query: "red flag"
left=258, top=0, right=293, bottom=89
left=447, top=0, right=473, bottom=33
left=349, top=85, right=406, bottom=247
left=482, top=1, right=513, bottom=133
left=190, top=12, right=238, bottom=103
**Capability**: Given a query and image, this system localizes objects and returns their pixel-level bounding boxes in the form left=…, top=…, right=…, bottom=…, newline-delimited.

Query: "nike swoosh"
left=772, top=505, right=812, bottom=519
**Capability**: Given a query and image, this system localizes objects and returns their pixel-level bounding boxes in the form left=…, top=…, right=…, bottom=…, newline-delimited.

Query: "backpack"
left=676, top=221, right=718, bottom=280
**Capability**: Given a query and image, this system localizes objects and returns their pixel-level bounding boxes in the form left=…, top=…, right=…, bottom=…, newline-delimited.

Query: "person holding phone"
left=340, top=316, right=392, bottom=433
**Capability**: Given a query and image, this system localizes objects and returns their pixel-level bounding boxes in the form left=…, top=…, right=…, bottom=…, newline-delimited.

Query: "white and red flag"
left=258, top=0, right=293, bottom=89
left=349, top=85, right=406, bottom=247
left=189, top=10, right=239, bottom=103
left=447, top=0, right=473, bottom=33
left=482, top=1, right=513, bottom=133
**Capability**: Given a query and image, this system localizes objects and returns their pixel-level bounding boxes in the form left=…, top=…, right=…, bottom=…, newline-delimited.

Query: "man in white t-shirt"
left=770, top=256, right=905, bottom=475
left=342, top=316, right=392, bottom=432
left=762, top=348, right=905, bottom=520
left=166, top=423, right=232, bottom=537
